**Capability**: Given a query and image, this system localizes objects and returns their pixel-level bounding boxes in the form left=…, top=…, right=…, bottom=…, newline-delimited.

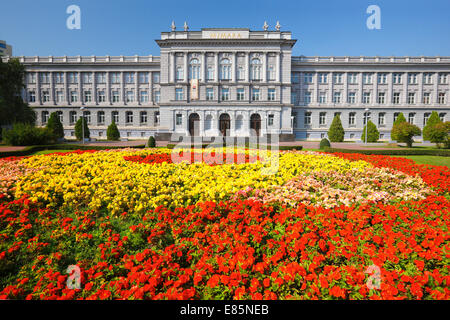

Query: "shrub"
left=46, top=112, right=64, bottom=140
left=2, top=123, right=54, bottom=146
left=423, top=111, right=442, bottom=142
left=107, top=121, right=120, bottom=141
left=361, top=120, right=379, bottom=143
left=391, top=122, right=421, bottom=148
left=75, top=117, right=90, bottom=141
left=148, top=136, right=156, bottom=148
left=393, top=113, right=407, bottom=126
left=319, top=138, right=331, bottom=150
left=427, top=121, right=450, bottom=148
left=327, top=114, right=345, bottom=142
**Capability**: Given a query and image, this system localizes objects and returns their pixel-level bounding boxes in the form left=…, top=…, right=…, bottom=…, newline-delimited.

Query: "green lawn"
left=388, top=155, right=450, bottom=167
left=33, top=149, right=72, bottom=155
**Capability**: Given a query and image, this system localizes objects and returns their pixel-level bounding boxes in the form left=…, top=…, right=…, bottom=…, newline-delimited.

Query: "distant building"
left=2, top=26, right=450, bottom=141
left=0, top=41, right=12, bottom=57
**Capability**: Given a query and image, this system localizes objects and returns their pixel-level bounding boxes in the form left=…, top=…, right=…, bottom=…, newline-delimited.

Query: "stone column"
left=37, top=72, right=41, bottom=105
left=262, top=52, right=267, bottom=82
left=215, top=53, right=219, bottom=82
left=106, top=72, right=111, bottom=105
left=65, top=72, right=70, bottom=105
left=135, top=71, right=139, bottom=105
left=170, top=52, right=175, bottom=83
left=149, top=72, right=153, bottom=104
left=184, top=52, right=188, bottom=82
left=120, top=71, right=125, bottom=105
left=418, top=73, right=424, bottom=105
left=231, top=52, right=237, bottom=82
left=93, top=72, right=97, bottom=105
left=78, top=72, right=82, bottom=105
left=343, top=72, right=348, bottom=104
left=373, top=72, right=378, bottom=106
left=433, top=73, right=439, bottom=104
left=50, top=72, right=55, bottom=104
left=403, top=73, right=409, bottom=104
left=387, top=72, right=393, bottom=104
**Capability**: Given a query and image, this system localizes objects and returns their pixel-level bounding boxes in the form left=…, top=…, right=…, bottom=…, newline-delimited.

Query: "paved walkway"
left=0, top=146, right=27, bottom=152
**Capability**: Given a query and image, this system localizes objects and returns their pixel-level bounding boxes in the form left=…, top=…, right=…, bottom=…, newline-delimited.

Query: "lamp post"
left=80, top=106, right=85, bottom=144
left=364, top=108, right=370, bottom=144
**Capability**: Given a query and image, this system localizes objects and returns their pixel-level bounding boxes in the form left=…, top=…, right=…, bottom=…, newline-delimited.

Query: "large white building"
left=4, top=25, right=450, bottom=141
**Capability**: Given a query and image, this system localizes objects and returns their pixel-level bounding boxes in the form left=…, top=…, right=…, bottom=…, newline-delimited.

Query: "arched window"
left=189, top=58, right=200, bottom=80
left=220, top=58, right=231, bottom=80
left=251, top=58, right=261, bottom=80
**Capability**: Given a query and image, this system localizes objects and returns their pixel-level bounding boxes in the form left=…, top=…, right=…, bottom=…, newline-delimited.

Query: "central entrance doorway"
left=250, top=113, right=261, bottom=136
left=188, top=113, right=200, bottom=136
left=219, top=113, right=231, bottom=136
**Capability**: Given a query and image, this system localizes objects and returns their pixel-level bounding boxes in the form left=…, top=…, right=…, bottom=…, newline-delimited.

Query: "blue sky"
left=1, top=0, right=449, bottom=57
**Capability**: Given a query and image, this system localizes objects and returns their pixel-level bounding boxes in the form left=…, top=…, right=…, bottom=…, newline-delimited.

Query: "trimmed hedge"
left=0, top=144, right=145, bottom=158
left=323, top=147, right=450, bottom=157
left=166, top=143, right=303, bottom=151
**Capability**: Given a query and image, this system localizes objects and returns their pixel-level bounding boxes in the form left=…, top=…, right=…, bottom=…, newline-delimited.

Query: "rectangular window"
left=439, top=113, right=446, bottom=122
left=363, top=92, right=371, bottom=104
left=112, top=91, right=120, bottom=103
left=363, top=112, right=371, bottom=125
left=70, top=111, right=77, bottom=124
left=304, top=112, right=312, bottom=125
left=125, top=111, right=133, bottom=124
left=438, top=73, right=448, bottom=84
left=408, top=92, right=415, bottom=104
left=98, top=111, right=105, bottom=124
left=221, top=88, right=230, bottom=101
left=54, top=72, right=64, bottom=84
left=394, top=112, right=400, bottom=123
left=175, top=88, right=184, bottom=101
left=28, top=91, right=36, bottom=102
left=126, top=91, right=134, bottom=103
left=252, top=88, right=260, bottom=101
left=268, top=114, right=274, bottom=126
left=291, top=92, right=297, bottom=105
left=154, top=91, right=160, bottom=103
left=304, top=73, right=313, bottom=84
left=112, top=111, right=119, bottom=123
left=319, top=92, right=326, bottom=104
left=111, top=72, right=120, bottom=84
left=363, top=73, right=373, bottom=84
left=96, top=72, right=106, bottom=84
left=318, top=73, right=328, bottom=84
left=153, top=72, right=160, bottom=83
left=83, top=73, right=92, bottom=84
left=408, top=113, right=415, bottom=124
left=139, top=72, right=149, bottom=84
left=237, top=66, right=245, bottom=80
left=206, top=88, right=214, bottom=101
left=84, top=91, right=92, bottom=103
left=377, top=92, right=385, bottom=104
left=423, top=92, right=431, bottom=104
left=291, top=73, right=300, bottom=84
left=68, top=72, right=78, bottom=84
left=333, top=92, right=341, bottom=103
left=207, top=67, right=214, bottom=80
left=176, top=114, right=182, bottom=126
left=348, top=73, right=358, bottom=84
left=378, top=113, right=386, bottom=126
left=348, top=92, right=356, bottom=104
left=140, top=111, right=147, bottom=124
left=268, top=89, right=276, bottom=101
left=267, top=65, right=275, bottom=81
left=42, top=91, right=50, bottom=102
left=393, top=73, right=402, bottom=84
left=423, top=113, right=431, bottom=126
left=393, top=92, right=400, bottom=104
left=40, top=72, right=50, bottom=83
left=83, top=111, right=91, bottom=124
left=237, top=88, right=245, bottom=101
left=304, top=91, right=311, bottom=104
left=125, top=72, right=135, bottom=84
left=28, top=73, right=36, bottom=84
left=424, top=73, right=433, bottom=84
left=56, top=91, right=64, bottom=103
left=176, top=67, right=184, bottom=81
left=70, top=91, right=78, bottom=103
left=377, top=73, right=387, bottom=84
left=408, top=73, right=418, bottom=84
left=333, top=73, right=343, bottom=84
left=349, top=112, right=356, bottom=126
left=98, top=91, right=106, bottom=102
left=140, top=91, right=148, bottom=103
left=438, top=92, right=446, bottom=104
left=319, top=112, right=326, bottom=126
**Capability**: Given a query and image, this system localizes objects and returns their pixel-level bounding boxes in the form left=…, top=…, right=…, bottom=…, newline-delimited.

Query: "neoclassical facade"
left=4, top=26, right=450, bottom=141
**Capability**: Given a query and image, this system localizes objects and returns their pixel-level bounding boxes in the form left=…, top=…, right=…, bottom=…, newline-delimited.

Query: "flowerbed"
left=0, top=149, right=448, bottom=300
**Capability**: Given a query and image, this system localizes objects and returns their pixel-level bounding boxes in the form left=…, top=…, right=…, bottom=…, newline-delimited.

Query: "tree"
left=319, top=138, right=330, bottom=150
left=0, top=58, right=36, bottom=129
left=426, top=121, right=450, bottom=148
left=148, top=136, right=156, bottom=148
left=46, top=112, right=64, bottom=140
left=107, top=121, right=120, bottom=141
left=393, top=113, right=407, bottom=126
left=391, top=122, right=421, bottom=148
left=361, top=120, right=379, bottom=143
left=75, top=117, right=90, bottom=141
left=422, top=111, right=442, bottom=142
left=327, top=114, right=345, bottom=142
